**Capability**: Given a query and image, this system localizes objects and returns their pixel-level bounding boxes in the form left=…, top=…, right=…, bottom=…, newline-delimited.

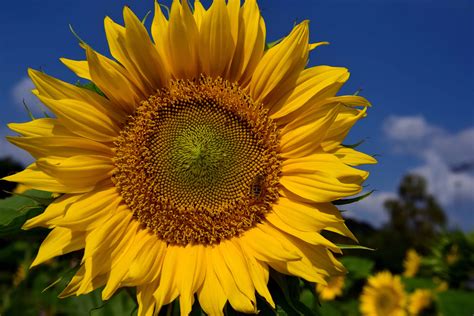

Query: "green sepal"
left=341, top=139, right=366, bottom=149
left=75, top=81, right=106, bottom=97
left=265, top=38, right=282, bottom=51
left=332, top=190, right=374, bottom=206
left=142, top=10, right=152, bottom=24
left=336, top=244, right=374, bottom=251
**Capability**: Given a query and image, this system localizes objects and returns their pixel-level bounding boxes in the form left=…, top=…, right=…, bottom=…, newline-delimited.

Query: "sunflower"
left=316, top=274, right=345, bottom=300
left=4, top=0, right=375, bottom=315
left=403, top=249, right=421, bottom=277
left=360, top=271, right=407, bottom=316
left=407, top=289, right=432, bottom=315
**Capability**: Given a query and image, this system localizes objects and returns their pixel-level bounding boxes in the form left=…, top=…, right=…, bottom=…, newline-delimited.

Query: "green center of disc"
left=171, top=124, right=229, bottom=187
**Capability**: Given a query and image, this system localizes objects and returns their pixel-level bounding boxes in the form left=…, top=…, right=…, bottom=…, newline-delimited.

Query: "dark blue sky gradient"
left=0, top=0, right=473, bottom=228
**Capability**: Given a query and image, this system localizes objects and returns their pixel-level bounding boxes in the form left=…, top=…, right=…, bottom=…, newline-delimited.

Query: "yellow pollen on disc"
left=113, top=76, right=281, bottom=245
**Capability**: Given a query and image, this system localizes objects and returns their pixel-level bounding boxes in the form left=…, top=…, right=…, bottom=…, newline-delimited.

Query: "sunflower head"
left=4, top=0, right=375, bottom=314
left=360, top=271, right=407, bottom=316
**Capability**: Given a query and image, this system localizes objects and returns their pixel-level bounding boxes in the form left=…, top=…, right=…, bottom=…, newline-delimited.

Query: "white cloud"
left=383, top=115, right=441, bottom=142
left=383, top=115, right=474, bottom=230
left=11, top=77, right=47, bottom=116
left=346, top=191, right=396, bottom=227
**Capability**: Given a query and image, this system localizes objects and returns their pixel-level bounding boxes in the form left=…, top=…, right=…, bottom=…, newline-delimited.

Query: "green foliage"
left=269, top=272, right=319, bottom=316
left=341, top=257, right=374, bottom=280
left=401, top=277, right=436, bottom=292
left=0, top=190, right=53, bottom=236
left=436, top=290, right=474, bottom=316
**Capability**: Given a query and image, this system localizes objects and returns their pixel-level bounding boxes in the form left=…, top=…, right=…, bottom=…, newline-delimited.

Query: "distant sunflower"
left=407, top=289, right=432, bottom=315
left=5, top=0, right=374, bottom=315
left=360, top=271, right=406, bottom=316
left=316, top=275, right=345, bottom=300
left=403, top=249, right=421, bottom=277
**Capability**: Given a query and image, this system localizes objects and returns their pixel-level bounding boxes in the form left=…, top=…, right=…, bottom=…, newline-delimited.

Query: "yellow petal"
left=151, top=1, right=170, bottom=63
left=103, top=16, right=148, bottom=93
left=322, top=106, right=368, bottom=151
left=269, top=66, right=349, bottom=119
left=31, top=227, right=85, bottom=267
left=193, top=1, right=206, bottom=29
left=123, top=7, right=170, bottom=89
left=36, top=95, right=120, bottom=142
left=36, top=155, right=113, bottom=189
left=272, top=197, right=342, bottom=232
left=218, top=240, right=255, bottom=303
left=240, top=249, right=275, bottom=308
left=29, top=68, right=125, bottom=123
left=198, top=250, right=227, bottom=316
left=153, top=247, right=180, bottom=309
left=240, top=225, right=301, bottom=262
left=331, top=146, right=377, bottom=166
left=280, top=104, right=341, bottom=158
left=102, top=220, right=142, bottom=300
left=8, top=118, right=70, bottom=137
left=167, top=0, right=200, bottom=79
left=7, top=135, right=112, bottom=159
left=177, top=245, right=206, bottom=316
left=210, top=247, right=256, bottom=313
left=280, top=172, right=362, bottom=203
left=250, top=21, right=308, bottom=103
left=3, top=163, right=89, bottom=193
left=137, top=282, right=158, bottom=316
left=23, top=194, right=81, bottom=229
left=199, top=0, right=235, bottom=78
left=60, top=58, right=91, bottom=80
left=125, top=235, right=166, bottom=285
left=86, top=47, right=141, bottom=113
left=50, top=187, right=121, bottom=231
left=227, top=0, right=265, bottom=84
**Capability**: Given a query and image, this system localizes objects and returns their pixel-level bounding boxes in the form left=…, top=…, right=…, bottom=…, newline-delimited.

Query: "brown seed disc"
left=113, top=76, right=281, bottom=245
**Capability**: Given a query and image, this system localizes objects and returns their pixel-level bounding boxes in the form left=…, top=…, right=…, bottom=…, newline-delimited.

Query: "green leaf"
left=270, top=272, right=319, bottom=316
left=0, top=190, right=52, bottom=235
left=401, top=277, right=436, bottom=292
left=436, top=290, right=474, bottom=316
left=340, top=257, right=374, bottom=279
left=332, top=190, right=374, bottom=206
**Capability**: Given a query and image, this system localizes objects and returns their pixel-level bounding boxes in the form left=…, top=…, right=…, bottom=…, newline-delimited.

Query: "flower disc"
left=113, top=77, right=281, bottom=245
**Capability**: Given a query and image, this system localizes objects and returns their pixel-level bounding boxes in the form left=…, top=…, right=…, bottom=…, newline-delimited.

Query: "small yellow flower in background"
left=4, top=0, right=374, bottom=315
left=407, top=289, right=432, bottom=315
left=360, top=271, right=407, bottom=316
left=316, top=274, right=345, bottom=301
left=403, top=249, right=421, bottom=277
left=12, top=264, right=27, bottom=287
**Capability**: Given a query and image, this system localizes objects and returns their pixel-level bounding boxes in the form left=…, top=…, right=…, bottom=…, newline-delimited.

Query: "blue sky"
left=0, top=0, right=473, bottom=230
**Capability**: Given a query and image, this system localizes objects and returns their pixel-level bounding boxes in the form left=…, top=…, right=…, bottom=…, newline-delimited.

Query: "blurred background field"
left=0, top=0, right=473, bottom=315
